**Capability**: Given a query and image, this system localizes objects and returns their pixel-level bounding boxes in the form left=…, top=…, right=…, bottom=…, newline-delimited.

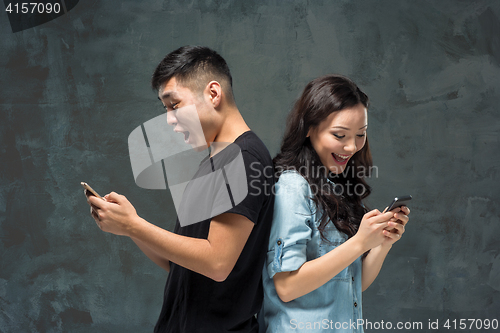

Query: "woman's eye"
left=357, top=133, right=366, bottom=138
left=333, top=134, right=345, bottom=139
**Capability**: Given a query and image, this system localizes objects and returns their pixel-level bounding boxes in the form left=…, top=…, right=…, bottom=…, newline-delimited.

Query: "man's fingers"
left=105, top=191, right=122, bottom=203
left=90, top=206, right=100, bottom=220
left=84, top=190, right=92, bottom=202
left=88, top=195, right=106, bottom=208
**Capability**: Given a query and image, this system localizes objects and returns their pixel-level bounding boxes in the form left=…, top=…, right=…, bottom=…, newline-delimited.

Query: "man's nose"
left=166, top=111, right=177, bottom=126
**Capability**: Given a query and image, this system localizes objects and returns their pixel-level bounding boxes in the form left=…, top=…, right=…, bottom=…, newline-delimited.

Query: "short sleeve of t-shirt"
left=266, top=171, right=314, bottom=278
left=225, top=149, right=271, bottom=225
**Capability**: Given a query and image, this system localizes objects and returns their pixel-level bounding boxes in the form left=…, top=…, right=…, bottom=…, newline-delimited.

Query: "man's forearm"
left=88, top=191, right=254, bottom=282
left=128, top=217, right=225, bottom=281
left=126, top=213, right=253, bottom=282
left=131, top=236, right=170, bottom=272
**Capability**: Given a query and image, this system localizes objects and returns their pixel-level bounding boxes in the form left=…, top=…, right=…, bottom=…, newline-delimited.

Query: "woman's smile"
left=332, top=152, right=352, bottom=165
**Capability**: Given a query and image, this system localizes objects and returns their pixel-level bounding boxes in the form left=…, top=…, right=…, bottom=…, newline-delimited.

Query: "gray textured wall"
left=1, top=1, right=499, bottom=332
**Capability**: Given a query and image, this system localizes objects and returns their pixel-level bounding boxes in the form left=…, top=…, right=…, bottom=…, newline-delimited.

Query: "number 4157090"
left=443, top=319, right=498, bottom=330
left=5, top=2, right=61, bottom=14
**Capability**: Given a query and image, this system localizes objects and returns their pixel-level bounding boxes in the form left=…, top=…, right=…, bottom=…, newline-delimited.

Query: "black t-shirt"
left=154, top=131, right=275, bottom=333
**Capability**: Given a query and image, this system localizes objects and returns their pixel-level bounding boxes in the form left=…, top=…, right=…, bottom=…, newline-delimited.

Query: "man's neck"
left=214, top=107, right=251, bottom=144
left=209, top=107, right=250, bottom=156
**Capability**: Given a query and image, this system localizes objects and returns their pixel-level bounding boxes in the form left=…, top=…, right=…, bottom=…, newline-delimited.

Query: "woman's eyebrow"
left=331, top=124, right=368, bottom=130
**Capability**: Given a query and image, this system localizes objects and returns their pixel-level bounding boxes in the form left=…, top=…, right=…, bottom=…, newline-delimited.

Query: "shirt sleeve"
left=224, top=150, right=271, bottom=225
left=266, top=172, right=314, bottom=279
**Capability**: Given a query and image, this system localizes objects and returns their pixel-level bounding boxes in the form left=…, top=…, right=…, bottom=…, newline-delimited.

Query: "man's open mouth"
left=183, top=131, right=190, bottom=143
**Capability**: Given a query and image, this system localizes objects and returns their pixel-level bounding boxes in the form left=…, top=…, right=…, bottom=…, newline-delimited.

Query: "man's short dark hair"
left=152, top=46, right=235, bottom=103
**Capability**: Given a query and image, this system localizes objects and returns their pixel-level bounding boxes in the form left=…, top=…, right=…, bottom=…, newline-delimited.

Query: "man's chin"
left=191, top=144, right=209, bottom=152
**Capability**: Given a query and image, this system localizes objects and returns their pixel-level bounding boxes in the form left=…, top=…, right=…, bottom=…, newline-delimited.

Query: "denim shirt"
left=260, top=171, right=364, bottom=333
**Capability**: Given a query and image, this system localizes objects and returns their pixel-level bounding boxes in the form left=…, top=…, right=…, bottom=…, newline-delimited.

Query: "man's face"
left=158, top=77, right=212, bottom=150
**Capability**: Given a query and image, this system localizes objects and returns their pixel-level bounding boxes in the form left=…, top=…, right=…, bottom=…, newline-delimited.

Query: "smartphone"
left=81, top=182, right=104, bottom=200
left=386, top=195, right=412, bottom=211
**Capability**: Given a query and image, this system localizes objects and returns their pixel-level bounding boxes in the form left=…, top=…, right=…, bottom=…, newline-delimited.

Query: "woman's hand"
left=354, top=209, right=395, bottom=252
left=381, top=206, right=410, bottom=247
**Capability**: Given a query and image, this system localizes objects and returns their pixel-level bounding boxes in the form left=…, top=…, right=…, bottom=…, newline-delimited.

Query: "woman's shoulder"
left=275, top=170, right=314, bottom=204
left=276, top=170, right=310, bottom=188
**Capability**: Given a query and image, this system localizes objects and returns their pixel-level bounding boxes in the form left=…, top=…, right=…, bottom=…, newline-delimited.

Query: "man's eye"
left=333, top=134, right=345, bottom=139
left=162, top=103, right=179, bottom=112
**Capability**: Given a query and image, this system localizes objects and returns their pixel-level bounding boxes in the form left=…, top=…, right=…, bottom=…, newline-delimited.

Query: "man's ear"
left=206, top=81, right=222, bottom=108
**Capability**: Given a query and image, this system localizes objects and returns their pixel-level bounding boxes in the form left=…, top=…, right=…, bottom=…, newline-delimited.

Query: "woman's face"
left=307, top=103, right=368, bottom=175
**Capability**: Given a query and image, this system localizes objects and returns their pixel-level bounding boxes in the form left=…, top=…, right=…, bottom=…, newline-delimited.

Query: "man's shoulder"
left=234, top=131, right=272, bottom=167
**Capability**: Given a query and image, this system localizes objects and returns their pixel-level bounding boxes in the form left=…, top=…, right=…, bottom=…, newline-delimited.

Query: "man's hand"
left=86, top=191, right=141, bottom=236
left=84, top=191, right=255, bottom=281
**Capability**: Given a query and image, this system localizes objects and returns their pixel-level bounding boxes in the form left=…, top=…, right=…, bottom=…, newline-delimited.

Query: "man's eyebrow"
left=159, top=89, right=180, bottom=100
left=159, top=92, right=171, bottom=100
left=332, top=124, right=368, bottom=130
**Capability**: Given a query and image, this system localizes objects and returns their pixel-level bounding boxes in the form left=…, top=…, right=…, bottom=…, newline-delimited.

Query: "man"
left=86, top=46, right=275, bottom=332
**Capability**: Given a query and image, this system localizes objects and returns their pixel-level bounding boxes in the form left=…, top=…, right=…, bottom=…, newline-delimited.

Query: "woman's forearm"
left=361, top=244, right=392, bottom=291
left=273, top=237, right=365, bottom=302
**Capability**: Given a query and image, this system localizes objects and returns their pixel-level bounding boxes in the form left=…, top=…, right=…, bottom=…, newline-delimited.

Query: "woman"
left=260, top=75, right=410, bottom=332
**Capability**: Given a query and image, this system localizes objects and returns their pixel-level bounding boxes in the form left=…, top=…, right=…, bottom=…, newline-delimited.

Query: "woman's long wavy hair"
left=274, top=75, right=373, bottom=241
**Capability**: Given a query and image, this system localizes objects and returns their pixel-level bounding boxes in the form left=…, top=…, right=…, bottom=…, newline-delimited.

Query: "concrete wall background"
left=1, top=1, right=499, bottom=331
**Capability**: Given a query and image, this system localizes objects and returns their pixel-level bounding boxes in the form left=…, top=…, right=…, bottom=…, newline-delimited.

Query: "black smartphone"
left=81, top=182, right=104, bottom=200
left=386, top=195, right=412, bottom=211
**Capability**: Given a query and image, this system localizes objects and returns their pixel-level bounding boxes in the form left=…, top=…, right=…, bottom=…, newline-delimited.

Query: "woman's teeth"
left=333, top=153, right=350, bottom=162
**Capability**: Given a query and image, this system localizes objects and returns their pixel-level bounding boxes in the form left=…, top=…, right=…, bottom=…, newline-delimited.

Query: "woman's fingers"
left=384, top=221, right=405, bottom=239
left=393, top=211, right=409, bottom=225
left=371, top=210, right=395, bottom=224
left=365, top=208, right=381, bottom=218
left=383, top=229, right=401, bottom=240
left=389, top=221, right=405, bottom=233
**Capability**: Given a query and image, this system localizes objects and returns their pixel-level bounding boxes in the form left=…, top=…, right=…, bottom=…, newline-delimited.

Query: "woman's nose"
left=344, top=139, right=357, bottom=153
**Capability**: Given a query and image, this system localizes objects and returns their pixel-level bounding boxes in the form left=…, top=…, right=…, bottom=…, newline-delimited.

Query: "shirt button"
left=354, top=302, right=358, bottom=307
left=352, top=276, right=354, bottom=282
left=277, top=240, right=282, bottom=245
